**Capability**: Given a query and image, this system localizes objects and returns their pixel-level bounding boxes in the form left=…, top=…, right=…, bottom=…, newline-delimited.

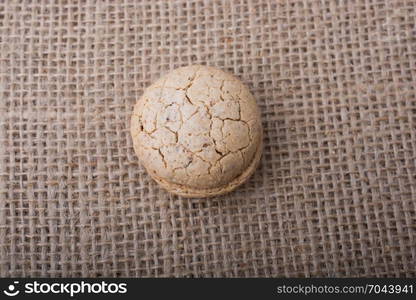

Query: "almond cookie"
left=130, top=65, right=263, bottom=197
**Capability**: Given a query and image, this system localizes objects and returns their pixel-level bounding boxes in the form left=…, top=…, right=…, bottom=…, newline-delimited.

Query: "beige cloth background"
left=0, top=0, right=415, bottom=277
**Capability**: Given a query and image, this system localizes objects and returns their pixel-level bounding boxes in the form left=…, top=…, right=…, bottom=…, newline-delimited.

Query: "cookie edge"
left=148, top=131, right=263, bottom=198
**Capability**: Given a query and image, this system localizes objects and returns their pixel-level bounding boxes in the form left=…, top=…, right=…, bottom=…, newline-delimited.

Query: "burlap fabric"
left=0, top=0, right=415, bottom=277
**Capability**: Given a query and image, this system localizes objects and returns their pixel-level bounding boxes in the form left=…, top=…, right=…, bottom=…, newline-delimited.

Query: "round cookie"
left=130, top=65, right=263, bottom=197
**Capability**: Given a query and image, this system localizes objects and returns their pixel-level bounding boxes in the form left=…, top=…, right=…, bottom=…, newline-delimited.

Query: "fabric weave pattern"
left=0, top=0, right=415, bottom=277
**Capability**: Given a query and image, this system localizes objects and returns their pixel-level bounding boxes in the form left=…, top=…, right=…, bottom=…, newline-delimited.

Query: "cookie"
left=130, top=65, right=263, bottom=197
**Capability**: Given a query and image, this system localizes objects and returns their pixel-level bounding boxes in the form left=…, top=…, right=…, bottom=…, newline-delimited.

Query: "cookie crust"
left=131, top=65, right=263, bottom=197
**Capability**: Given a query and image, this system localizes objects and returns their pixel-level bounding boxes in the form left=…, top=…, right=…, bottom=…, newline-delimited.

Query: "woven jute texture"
left=0, top=0, right=415, bottom=277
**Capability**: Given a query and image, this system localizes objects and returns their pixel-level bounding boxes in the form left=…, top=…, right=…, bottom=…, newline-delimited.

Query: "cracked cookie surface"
left=131, top=65, right=263, bottom=197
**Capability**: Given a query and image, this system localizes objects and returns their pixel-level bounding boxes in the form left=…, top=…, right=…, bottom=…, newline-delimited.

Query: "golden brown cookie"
left=131, top=65, right=263, bottom=197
